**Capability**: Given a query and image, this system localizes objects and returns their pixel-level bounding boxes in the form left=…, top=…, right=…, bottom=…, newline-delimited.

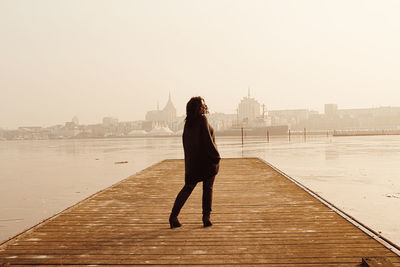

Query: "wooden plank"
left=0, top=158, right=399, bottom=266
left=362, top=257, right=395, bottom=266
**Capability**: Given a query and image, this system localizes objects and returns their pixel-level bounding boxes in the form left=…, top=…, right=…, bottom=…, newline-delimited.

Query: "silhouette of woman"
left=169, top=97, right=221, bottom=228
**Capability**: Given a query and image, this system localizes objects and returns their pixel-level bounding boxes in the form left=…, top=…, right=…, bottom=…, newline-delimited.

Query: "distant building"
left=268, top=109, right=312, bottom=127
left=64, top=122, right=76, bottom=129
left=102, top=117, right=119, bottom=127
left=337, top=106, right=400, bottom=129
left=17, top=126, right=49, bottom=140
left=163, top=93, right=177, bottom=124
left=72, top=116, right=79, bottom=125
left=311, top=104, right=400, bottom=130
left=145, top=93, right=177, bottom=131
left=18, top=126, right=43, bottom=133
left=237, top=89, right=260, bottom=124
left=207, top=113, right=236, bottom=131
left=324, top=104, right=338, bottom=117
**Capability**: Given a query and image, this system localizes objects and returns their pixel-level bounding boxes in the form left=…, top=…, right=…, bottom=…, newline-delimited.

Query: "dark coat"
left=183, top=115, right=220, bottom=184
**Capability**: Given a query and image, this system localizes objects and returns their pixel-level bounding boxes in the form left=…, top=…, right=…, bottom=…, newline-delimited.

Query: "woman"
left=169, top=96, right=221, bottom=228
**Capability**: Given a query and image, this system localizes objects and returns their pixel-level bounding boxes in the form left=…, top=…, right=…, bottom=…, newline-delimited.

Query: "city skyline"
left=1, top=93, right=399, bottom=130
left=2, top=1, right=400, bottom=129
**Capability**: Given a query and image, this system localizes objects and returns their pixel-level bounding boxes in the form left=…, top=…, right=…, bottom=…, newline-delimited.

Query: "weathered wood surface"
left=0, top=158, right=399, bottom=266
left=362, top=257, right=395, bottom=266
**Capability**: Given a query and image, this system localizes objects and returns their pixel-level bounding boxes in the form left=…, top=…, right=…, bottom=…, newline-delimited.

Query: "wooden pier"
left=1, top=158, right=399, bottom=266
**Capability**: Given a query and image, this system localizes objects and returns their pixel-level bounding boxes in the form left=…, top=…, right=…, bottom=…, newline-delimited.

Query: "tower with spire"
left=237, top=88, right=260, bottom=124
left=145, top=92, right=177, bottom=130
left=162, top=92, right=177, bottom=124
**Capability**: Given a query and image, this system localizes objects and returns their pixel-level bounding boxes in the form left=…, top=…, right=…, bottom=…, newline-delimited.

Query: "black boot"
left=202, top=214, right=212, bottom=227
left=169, top=214, right=182, bottom=229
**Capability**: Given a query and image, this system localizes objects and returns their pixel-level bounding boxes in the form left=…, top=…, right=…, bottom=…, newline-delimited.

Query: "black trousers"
left=171, top=175, right=216, bottom=217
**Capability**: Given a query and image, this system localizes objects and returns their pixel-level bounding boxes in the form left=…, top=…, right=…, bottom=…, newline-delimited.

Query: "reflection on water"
left=325, top=146, right=339, bottom=160
left=0, top=135, right=399, bottom=246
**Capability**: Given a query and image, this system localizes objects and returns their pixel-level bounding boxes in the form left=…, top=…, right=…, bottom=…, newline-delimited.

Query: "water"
left=0, top=135, right=399, bottom=245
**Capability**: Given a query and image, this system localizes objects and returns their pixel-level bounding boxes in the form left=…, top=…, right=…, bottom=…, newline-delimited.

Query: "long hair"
left=185, top=96, right=204, bottom=127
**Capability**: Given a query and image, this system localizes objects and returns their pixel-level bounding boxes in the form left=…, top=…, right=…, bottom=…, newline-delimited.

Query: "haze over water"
left=2, top=0, right=400, bottom=128
left=1, top=135, right=399, bottom=246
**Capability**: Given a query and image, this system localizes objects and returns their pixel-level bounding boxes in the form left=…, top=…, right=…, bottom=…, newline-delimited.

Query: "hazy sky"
left=1, top=0, right=400, bottom=129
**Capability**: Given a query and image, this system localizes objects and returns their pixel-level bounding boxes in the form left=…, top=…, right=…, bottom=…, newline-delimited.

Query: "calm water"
left=0, top=135, right=399, bottom=245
